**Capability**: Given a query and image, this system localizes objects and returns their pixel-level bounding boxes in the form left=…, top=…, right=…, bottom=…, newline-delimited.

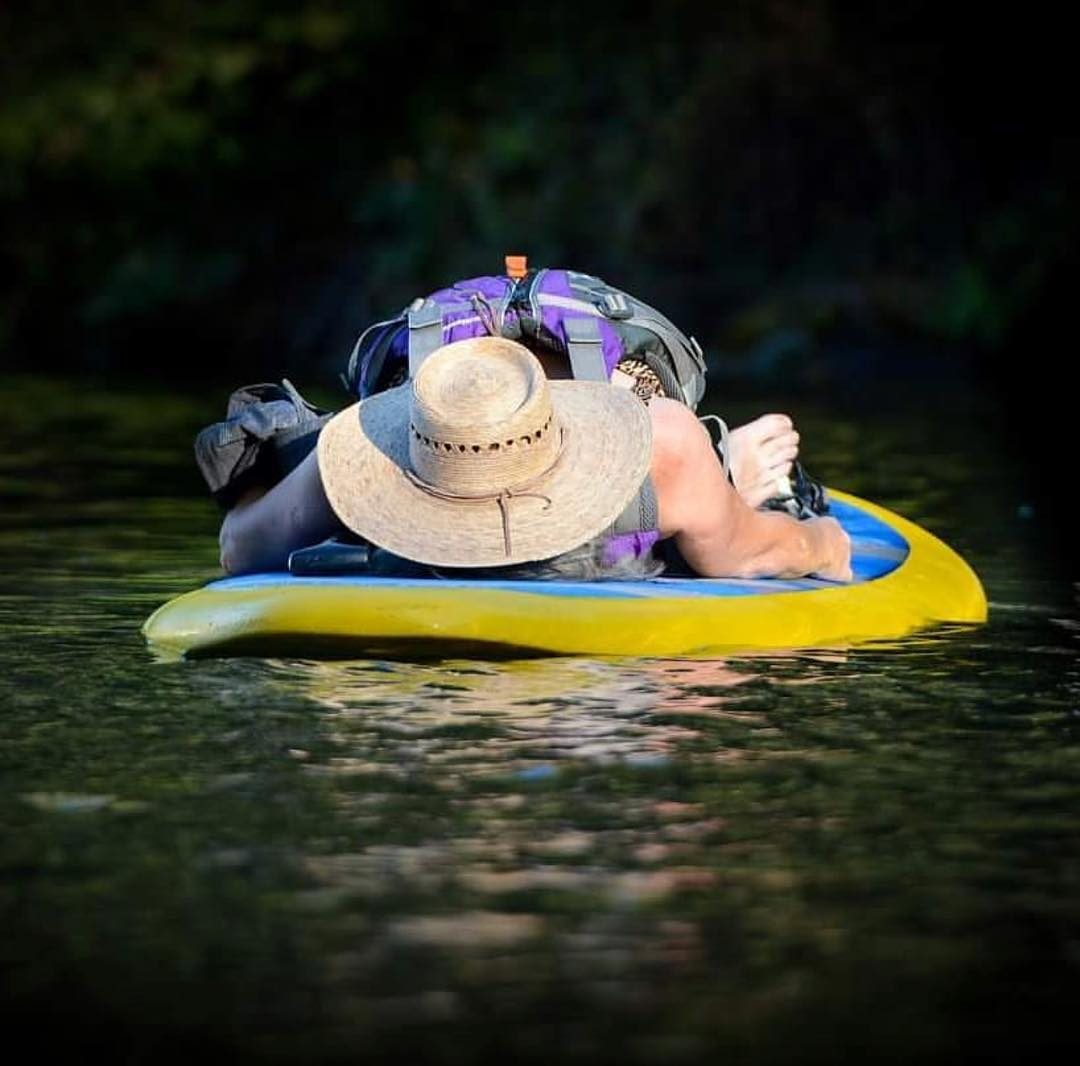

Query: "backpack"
left=343, top=262, right=708, bottom=410
left=193, top=379, right=332, bottom=509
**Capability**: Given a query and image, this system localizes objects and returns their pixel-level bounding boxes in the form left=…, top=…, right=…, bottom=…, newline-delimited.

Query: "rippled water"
left=1, top=375, right=1077, bottom=1063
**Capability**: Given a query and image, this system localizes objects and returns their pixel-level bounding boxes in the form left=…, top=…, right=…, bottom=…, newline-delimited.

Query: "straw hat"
left=317, top=337, right=652, bottom=567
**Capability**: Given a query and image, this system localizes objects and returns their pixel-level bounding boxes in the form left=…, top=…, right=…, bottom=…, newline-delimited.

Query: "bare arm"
left=218, top=450, right=342, bottom=574
left=649, top=399, right=852, bottom=581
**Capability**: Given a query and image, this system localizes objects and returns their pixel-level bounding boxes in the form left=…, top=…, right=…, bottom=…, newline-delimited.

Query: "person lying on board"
left=216, top=338, right=852, bottom=583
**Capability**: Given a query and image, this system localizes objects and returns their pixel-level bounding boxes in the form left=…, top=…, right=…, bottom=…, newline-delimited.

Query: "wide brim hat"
left=317, top=337, right=652, bottom=568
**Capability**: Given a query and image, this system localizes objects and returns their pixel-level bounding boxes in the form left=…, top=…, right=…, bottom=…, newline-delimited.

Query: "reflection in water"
left=284, top=655, right=760, bottom=766
left=1, top=377, right=1079, bottom=1062
left=246, top=656, right=768, bottom=1047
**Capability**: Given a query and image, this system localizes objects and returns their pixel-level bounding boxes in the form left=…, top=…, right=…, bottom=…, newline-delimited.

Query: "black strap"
left=288, top=538, right=371, bottom=575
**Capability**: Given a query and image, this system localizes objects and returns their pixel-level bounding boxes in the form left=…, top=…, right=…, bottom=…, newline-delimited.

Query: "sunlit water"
left=1, top=375, right=1077, bottom=1063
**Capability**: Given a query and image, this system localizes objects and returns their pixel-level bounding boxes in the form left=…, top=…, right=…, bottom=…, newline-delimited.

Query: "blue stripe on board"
left=830, top=498, right=908, bottom=581
left=209, top=496, right=910, bottom=599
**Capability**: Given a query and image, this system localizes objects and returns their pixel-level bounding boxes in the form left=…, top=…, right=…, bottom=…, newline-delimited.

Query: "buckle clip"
left=598, top=292, right=632, bottom=320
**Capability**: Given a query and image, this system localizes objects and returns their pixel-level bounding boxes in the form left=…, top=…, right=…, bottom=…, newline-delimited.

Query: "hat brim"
left=317, top=381, right=652, bottom=568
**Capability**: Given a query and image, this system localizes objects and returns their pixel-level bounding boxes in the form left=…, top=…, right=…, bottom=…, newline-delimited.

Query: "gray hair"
left=369, top=537, right=663, bottom=582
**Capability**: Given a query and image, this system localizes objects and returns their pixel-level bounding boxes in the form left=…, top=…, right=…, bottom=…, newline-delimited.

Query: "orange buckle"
left=505, top=255, right=528, bottom=280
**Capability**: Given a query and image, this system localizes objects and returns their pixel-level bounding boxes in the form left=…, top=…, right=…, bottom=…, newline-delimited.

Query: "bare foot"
left=727, top=414, right=800, bottom=508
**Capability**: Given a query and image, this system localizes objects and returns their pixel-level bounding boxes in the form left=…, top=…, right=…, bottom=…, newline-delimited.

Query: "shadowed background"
left=1, top=2, right=1076, bottom=533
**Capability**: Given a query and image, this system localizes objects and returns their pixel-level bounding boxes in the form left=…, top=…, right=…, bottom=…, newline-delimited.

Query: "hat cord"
left=402, top=429, right=566, bottom=556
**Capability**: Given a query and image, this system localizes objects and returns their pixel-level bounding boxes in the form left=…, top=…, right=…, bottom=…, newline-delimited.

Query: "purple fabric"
left=362, top=278, right=508, bottom=395
left=450, top=275, right=514, bottom=301
left=355, top=270, right=629, bottom=396
left=420, top=275, right=514, bottom=347
left=540, top=268, right=574, bottom=297
left=443, top=315, right=503, bottom=345
left=539, top=270, right=622, bottom=375
left=421, top=275, right=514, bottom=305
left=601, top=530, right=661, bottom=567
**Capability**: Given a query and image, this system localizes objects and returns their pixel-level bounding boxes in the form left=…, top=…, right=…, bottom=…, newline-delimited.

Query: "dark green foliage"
left=1, top=1, right=1074, bottom=383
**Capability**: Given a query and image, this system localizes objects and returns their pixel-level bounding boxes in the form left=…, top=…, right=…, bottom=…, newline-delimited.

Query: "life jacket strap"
left=563, top=315, right=609, bottom=381
left=407, top=299, right=445, bottom=377
left=608, top=474, right=658, bottom=537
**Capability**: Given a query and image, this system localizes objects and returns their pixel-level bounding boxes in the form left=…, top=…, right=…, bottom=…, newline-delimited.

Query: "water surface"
left=1, top=375, right=1077, bottom=1063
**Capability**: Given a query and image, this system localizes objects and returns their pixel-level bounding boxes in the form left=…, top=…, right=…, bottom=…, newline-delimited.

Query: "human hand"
left=809, top=516, right=853, bottom=582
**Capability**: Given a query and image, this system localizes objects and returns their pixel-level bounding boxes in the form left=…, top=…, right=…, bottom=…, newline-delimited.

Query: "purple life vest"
left=343, top=267, right=707, bottom=410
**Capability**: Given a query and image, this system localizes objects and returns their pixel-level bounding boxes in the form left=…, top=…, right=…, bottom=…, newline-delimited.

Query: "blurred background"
left=1, top=0, right=1076, bottom=505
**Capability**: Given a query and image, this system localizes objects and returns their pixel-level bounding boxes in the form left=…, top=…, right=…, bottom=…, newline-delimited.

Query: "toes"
left=762, top=436, right=799, bottom=465
left=728, top=413, right=804, bottom=507
left=755, top=417, right=798, bottom=452
left=766, top=458, right=795, bottom=481
left=743, top=458, right=795, bottom=497
left=756, top=413, right=794, bottom=438
left=732, top=413, right=793, bottom=447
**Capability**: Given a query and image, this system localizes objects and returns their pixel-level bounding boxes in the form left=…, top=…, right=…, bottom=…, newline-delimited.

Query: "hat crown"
left=408, top=338, right=560, bottom=494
